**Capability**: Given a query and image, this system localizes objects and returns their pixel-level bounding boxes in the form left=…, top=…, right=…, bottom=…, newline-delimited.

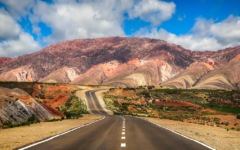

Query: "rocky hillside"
left=0, top=57, right=11, bottom=65
left=0, top=37, right=240, bottom=89
left=0, top=87, right=64, bottom=124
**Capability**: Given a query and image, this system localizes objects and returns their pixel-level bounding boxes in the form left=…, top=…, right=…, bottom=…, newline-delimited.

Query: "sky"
left=0, top=0, right=240, bottom=57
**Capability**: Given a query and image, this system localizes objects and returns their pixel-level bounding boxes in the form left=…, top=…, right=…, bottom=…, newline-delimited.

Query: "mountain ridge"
left=0, top=37, right=240, bottom=89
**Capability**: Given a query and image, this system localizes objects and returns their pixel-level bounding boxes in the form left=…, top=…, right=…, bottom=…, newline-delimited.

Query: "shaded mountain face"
left=0, top=37, right=240, bottom=89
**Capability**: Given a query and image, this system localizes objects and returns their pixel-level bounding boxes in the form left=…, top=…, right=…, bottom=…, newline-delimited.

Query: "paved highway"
left=20, top=90, right=212, bottom=150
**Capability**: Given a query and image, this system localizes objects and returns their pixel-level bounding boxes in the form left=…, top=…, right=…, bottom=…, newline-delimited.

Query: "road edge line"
left=18, top=115, right=105, bottom=150
left=136, top=117, right=216, bottom=150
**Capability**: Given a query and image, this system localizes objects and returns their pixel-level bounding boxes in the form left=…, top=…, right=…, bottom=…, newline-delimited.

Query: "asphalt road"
left=21, top=90, right=212, bottom=150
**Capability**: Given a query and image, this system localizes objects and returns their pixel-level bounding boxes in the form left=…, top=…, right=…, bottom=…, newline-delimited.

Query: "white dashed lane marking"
left=120, top=116, right=126, bottom=148
left=121, top=143, right=126, bottom=147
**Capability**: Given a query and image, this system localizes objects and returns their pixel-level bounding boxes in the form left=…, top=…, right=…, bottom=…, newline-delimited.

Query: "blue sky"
left=0, top=0, right=240, bottom=57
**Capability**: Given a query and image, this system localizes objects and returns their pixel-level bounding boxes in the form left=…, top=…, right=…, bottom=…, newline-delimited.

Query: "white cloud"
left=0, top=32, right=41, bottom=57
left=0, top=6, right=40, bottom=57
left=30, top=0, right=133, bottom=44
left=0, top=8, right=21, bottom=40
left=136, top=15, right=240, bottom=51
left=210, top=15, right=240, bottom=45
left=32, top=25, right=41, bottom=35
left=128, top=0, right=176, bottom=26
left=1, top=0, right=177, bottom=46
left=0, top=0, right=34, bottom=19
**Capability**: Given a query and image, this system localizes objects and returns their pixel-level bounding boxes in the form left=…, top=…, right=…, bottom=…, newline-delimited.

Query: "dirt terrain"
left=145, top=117, right=240, bottom=150
left=104, top=87, right=240, bottom=130
left=0, top=114, right=102, bottom=150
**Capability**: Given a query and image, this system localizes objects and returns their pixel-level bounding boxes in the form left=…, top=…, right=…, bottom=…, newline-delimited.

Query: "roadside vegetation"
left=0, top=83, right=90, bottom=129
left=0, top=114, right=40, bottom=129
left=104, top=86, right=240, bottom=131
left=59, top=92, right=89, bottom=119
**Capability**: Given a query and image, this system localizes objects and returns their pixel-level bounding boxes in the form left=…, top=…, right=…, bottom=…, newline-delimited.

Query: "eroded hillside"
left=0, top=37, right=240, bottom=89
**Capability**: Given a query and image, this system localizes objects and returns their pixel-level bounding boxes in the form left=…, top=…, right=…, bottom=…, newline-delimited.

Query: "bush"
left=27, top=114, right=40, bottom=124
left=237, top=114, right=240, bottom=119
left=3, top=125, right=8, bottom=129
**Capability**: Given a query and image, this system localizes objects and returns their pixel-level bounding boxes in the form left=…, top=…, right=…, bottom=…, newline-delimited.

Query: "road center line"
left=121, top=143, right=126, bottom=147
left=122, top=132, right=125, bottom=135
left=121, top=137, right=125, bottom=139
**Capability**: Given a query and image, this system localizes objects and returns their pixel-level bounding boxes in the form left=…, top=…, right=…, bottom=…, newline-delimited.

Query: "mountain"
left=0, top=37, right=240, bottom=89
left=193, top=54, right=240, bottom=89
left=0, top=57, right=11, bottom=65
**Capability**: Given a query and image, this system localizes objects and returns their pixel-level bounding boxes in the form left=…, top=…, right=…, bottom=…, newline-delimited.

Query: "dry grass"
left=0, top=114, right=102, bottom=150
left=144, top=117, right=240, bottom=150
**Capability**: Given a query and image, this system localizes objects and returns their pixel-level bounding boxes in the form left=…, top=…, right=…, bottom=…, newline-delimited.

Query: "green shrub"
left=237, top=114, right=240, bottom=119
left=27, top=114, right=40, bottom=124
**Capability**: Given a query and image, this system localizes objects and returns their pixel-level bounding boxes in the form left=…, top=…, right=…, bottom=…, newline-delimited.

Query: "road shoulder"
left=0, top=114, right=102, bottom=150
left=143, top=117, right=240, bottom=150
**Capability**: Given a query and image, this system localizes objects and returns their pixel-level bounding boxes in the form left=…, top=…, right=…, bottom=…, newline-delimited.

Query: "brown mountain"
left=0, top=37, right=240, bottom=89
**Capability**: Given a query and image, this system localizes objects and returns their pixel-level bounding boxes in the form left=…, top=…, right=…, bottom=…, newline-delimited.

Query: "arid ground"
left=0, top=114, right=102, bottom=150
left=144, top=117, right=240, bottom=150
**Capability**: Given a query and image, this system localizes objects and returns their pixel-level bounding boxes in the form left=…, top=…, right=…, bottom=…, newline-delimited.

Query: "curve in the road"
left=18, top=89, right=215, bottom=150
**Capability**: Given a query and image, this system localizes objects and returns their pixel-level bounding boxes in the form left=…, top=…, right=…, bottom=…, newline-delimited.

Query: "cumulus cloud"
left=0, top=32, right=41, bottom=57
left=128, top=0, right=176, bottom=26
left=1, top=0, right=176, bottom=46
left=0, top=8, right=21, bottom=40
left=30, top=0, right=133, bottom=44
left=0, top=0, right=34, bottom=19
left=0, top=6, right=40, bottom=57
left=137, top=15, right=240, bottom=51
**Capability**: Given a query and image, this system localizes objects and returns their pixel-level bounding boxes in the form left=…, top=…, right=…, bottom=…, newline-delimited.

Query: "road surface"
left=21, top=90, right=212, bottom=150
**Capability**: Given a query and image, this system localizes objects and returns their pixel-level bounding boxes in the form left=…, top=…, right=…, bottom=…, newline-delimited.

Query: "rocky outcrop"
left=0, top=87, right=63, bottom=124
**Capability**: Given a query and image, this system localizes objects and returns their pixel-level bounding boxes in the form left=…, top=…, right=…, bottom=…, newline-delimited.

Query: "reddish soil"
left=50, top=96, right=69, bottom=108
left=154, top=101, right=200, bottom=107
left=41, top=103, right=64, bottom=118
left=154, top=111, right=159, bottom=117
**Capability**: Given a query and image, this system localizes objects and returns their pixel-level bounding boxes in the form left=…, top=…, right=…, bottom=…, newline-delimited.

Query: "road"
left=21, top=90, right=212, bottom=150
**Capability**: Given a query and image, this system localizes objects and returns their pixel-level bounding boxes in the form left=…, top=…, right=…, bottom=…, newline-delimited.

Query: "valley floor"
left=0, top=114, right=102, bottom=150
left=144, top=117, right=240, bottom=150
